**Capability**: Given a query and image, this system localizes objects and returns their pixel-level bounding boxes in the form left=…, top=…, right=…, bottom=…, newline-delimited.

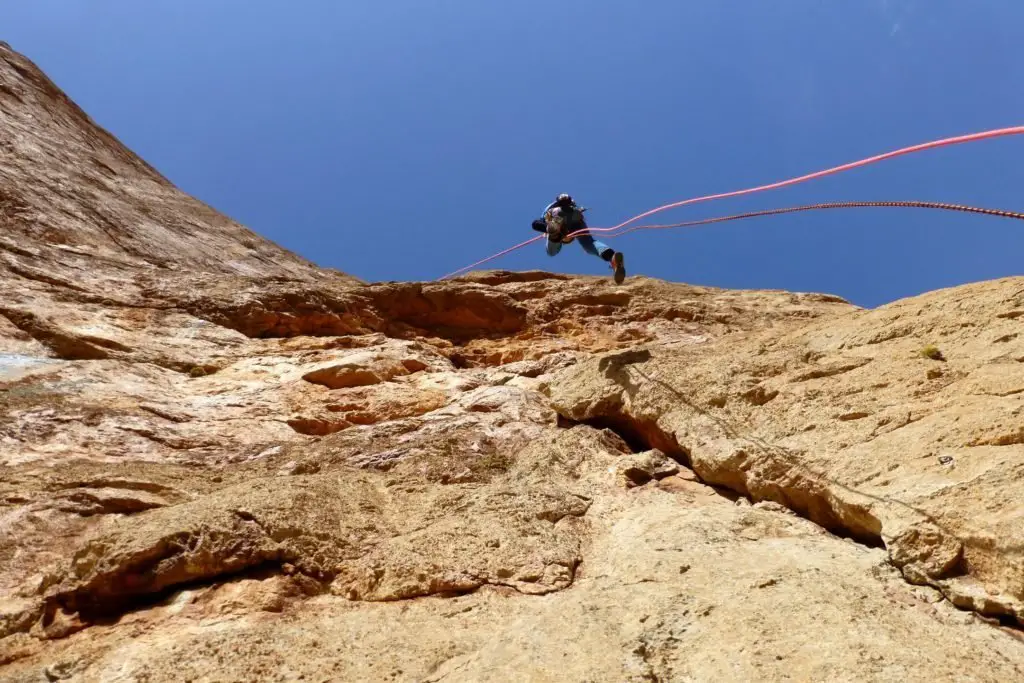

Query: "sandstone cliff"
left=1, top=44, right=1022, bottom=682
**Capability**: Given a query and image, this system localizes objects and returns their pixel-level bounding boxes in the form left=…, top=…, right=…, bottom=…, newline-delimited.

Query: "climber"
left=531, top=193, right=626, bottom=284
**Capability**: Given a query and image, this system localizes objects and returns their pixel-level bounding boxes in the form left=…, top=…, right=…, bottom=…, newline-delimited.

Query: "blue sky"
left=3, top=1, right=1023, bottom=307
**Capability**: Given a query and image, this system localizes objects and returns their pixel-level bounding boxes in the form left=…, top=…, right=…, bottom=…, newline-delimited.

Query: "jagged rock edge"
left=549, top=387, right=1023, bottom=628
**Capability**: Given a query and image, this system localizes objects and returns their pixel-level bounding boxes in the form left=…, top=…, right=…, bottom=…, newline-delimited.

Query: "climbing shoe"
left=611, top=251, right=626, bottom=284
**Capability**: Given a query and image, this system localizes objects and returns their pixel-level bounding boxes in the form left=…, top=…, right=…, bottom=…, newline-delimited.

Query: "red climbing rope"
left=440, top=125, right=1024, bottom=279
left=591, top=126, right=1024, bottom=235
left=604, top=200, right=1024, bottom=239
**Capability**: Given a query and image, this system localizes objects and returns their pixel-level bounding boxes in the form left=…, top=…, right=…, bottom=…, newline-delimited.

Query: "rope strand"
left=605, top=200, right=1024, bottom=240
left=440, top=126, right=1024, bottom=279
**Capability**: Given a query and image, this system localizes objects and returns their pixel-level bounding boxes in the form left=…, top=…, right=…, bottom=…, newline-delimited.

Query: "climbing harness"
left=440, top=126, right=1024, bottom=280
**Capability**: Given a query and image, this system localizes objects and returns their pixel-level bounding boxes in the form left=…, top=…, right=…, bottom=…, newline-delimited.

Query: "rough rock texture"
left=0, top=42, right=345, bottom=283
left=548, top=277, right=1024, bottom=623
left=1, top=43, right=1023, bottom=682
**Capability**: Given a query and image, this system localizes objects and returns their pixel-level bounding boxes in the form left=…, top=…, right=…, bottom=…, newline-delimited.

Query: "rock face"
left=0, top=42, right=338, bottom=282
left=1, top=44, right=1023, bottom=682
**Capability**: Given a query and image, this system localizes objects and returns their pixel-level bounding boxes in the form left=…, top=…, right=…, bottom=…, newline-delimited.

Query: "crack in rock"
left=548, top=352, right=1023, bottom=626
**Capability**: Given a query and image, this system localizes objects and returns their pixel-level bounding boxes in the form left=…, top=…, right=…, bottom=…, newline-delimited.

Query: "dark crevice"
left=457, top=270, right=572, bottom=286
left=555, top=414, right=577, bottom=430
left=377, top=584, right=484, bottom=603
left=989, top=613, right=1024, bottom=633
left=611, top=365, right=892, bottom=550
left=552, top=401, right=890, bottom=549
left=7, top=261, right=88, bottom=292
left=177, top=282, right=529, bottom=345
left=578, top=414, right=689, bottom=465
left=582, top=416, right=655, bottom=456
left=448, top=352, right=472, bottom=370
left=557, top=411, right=744, bottom=501
left=0, top=306, right=135, bottom=361
left=552, top=389, right=1024, bottom=627
left=0, top=81, right=22, bottom=101
left=47, top=561, right=323, bottom=631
